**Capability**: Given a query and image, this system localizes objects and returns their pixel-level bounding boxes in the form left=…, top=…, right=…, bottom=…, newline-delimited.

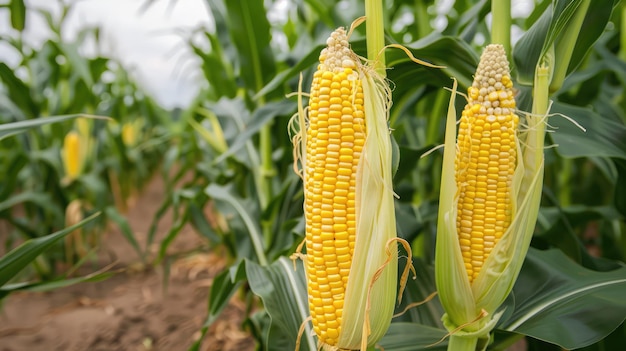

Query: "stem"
left=414, top=0, right=430, bottom=39
left=259, top=121, right=273, bottom=207
left=549, top=0, right=591, bottom=93
left=558, top=158, right=573, bottom=206
left=532, top=64, right=549, bottom=146
left=620, top=4, right=626, bottom=62
left=260, top=121, right=274, bottom=249
left=365, top=0, right=386, bottom=74
left=491, top=0, right=511, bottom=55
left=448, top=334, right=478, bottom=351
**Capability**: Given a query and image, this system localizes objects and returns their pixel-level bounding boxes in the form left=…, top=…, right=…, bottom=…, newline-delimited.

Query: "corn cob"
left=293, top=26, right=404, bottom=351
left=304, top=28, right=365, bottom=347
left=62, top=130, right=82, bottom=180
left=455, top=44, right=518, bottom=283
left=122, top=122, right=137, bottom=147
left=435, top=43, right=546, bottom=350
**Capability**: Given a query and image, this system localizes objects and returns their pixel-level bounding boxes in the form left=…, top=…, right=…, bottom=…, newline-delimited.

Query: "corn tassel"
left=292, top=26, right=409, bottom=351
left=435, top=44, right=546, bottom=350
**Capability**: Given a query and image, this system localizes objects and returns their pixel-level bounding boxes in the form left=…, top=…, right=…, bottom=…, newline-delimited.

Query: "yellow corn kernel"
left=455, top=44, right=519, bottom=283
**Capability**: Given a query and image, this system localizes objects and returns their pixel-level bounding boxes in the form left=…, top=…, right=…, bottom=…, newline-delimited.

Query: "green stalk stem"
left=414, top=0, right=430, bottom=39
left=365, top=0, right=386, bottom=74
left=260, top=123, right=274, bottom=249
left=491, top=0, right=511, bottom=55
left=620, top=5, right=626, bottom=62
left=558, top=158, right=573, bottom=206
left=532, top=64, right=549, bottom=148
left=549, top=0, right=591, bottom=93
left=260, top=123, right=273, bottom=206
left=448, top=334, right=478, bottom=351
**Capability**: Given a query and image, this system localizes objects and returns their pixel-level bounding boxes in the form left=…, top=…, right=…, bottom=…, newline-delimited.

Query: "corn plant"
left=0, top=117, right=110, bottom=299
left=0, top=1, right=167, bottom=280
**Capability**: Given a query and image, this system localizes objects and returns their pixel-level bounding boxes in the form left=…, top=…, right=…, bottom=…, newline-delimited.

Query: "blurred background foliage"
left=1, top=0, right=625, bottom=350
left=0, top=0, right=168, bottom=280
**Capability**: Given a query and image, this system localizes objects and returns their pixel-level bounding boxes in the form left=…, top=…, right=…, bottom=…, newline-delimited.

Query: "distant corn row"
left=0, top=3, right=169, bottom=277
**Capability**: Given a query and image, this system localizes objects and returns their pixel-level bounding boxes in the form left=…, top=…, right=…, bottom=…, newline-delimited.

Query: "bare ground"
left=0, top=175, right=254, bottom=351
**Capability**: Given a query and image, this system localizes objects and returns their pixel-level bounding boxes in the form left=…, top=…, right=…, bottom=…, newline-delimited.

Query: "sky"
left=1, top=0, right=211, bottom=108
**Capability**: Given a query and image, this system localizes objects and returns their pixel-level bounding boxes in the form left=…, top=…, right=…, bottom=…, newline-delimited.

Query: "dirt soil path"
left=0, top=175, right=254, bottom=351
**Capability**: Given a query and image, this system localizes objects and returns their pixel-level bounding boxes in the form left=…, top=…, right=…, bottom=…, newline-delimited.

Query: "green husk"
left=435, top=79, right=478, bottom=330
left=338, top=59, right=398, bottom=351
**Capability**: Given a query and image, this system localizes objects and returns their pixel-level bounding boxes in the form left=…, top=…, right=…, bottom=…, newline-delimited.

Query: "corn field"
left=1, top=0, right=626, bottom=350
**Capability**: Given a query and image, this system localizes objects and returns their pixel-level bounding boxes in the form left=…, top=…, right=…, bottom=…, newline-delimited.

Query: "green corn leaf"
left=205, top=184, right=267, bottom=266
left=255, top=43, right=323, bottom=99
left=514, top=0, right=617, bottom=86
left=0, top=268, right=114, bottom=300
left=378, top=323, right=448, bottom=350
left=443, top=0, right=490, bottom=39
left=501, top=248, right=626, bottom=350
left=548, top=102, right=626, bottom=160
left=0, top=62, right=37, bottom=119
left=259, top=35, right=476, bottom=104
left=56, top=41, right=94, bottom=87
left=221, top=0, right=276, bottom=93
left=535, top=206, right=623, bottom=267
left=0, top=212, right=100, bottom=288
left=104, top=206, right=144, bottom=262
left=9, top=0, right=26, bottom=31
left=247, top=257, right=315, bottom=351
left=188, top=202, right=221, bottom=243
left=191, top=32, right=237, bottom=99
left=385, top=35, right=478, bottom=92
left=560, top=0, right=619, bottom=79
left=205, top=260, right=247, bottom=327
left=156, top=214, right=187, bottom=264
left=0, top=114, right=109, bottom=140
left=190, top=261, right=247, bottom=349
left=214, top=100, right=295, bottom=164
left=0, top=192, right=52, bottom=214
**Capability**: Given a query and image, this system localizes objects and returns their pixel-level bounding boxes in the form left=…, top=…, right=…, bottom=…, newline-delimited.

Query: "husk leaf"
left=338, top=62, right=397, bottom=350
left=434, top=79, right=480, bottom=330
